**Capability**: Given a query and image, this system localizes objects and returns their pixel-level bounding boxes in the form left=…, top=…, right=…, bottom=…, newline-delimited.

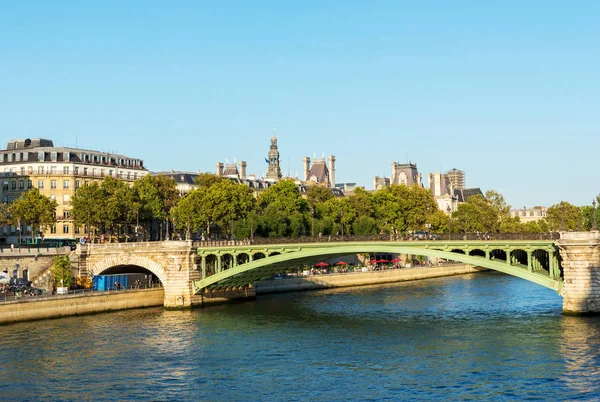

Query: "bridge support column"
left=557, top=232, right=600, bottom=315
left=201, top=256, right=206, bottom=279
left=526, top=251, right=532, bottom=272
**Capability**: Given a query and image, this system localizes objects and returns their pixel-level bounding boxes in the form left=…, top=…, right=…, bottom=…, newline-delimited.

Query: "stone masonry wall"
left=558, top=232, right=600, bottom=315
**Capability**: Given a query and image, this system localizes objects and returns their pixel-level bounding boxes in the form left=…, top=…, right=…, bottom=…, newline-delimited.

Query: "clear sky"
left=1, top=1, right=599, bottom=209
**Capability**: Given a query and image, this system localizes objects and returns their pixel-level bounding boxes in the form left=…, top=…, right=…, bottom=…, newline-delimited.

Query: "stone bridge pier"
left=80, top=241, right=202, bottom=309
left=557, top=231, right=600, bottom=315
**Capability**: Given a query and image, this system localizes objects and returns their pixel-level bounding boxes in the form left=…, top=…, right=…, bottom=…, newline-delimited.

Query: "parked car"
left=411, top=231, right=439, bottom=240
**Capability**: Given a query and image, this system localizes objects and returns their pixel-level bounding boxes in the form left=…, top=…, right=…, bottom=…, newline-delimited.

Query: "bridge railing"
left=193, top=232, right=560, bottom=247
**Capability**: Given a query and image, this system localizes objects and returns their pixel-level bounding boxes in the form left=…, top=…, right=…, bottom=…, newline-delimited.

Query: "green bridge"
left=81, top=232, right=600, bottom=314
left=192, top=237, right=562, bottom=293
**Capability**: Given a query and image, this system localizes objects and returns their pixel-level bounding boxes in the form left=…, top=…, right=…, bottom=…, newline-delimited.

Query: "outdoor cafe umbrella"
left=368, top=259, right=378, bottom=264
left=377, top=259, right=390, bottom=263
left=390, top=258, right=401, bottom=263
left=335, top=261, right=348, bottom=265
left=314, top=262, right=329, bottom=267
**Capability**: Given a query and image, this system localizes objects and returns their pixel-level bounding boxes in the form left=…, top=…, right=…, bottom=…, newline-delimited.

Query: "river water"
left=1, top=272, right=600, bottom=401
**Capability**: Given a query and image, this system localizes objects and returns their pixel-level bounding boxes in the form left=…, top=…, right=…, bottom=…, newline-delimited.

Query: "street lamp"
left=340, top=209, right=344, bottom=240
left=592, top=199, right=598, bottom=231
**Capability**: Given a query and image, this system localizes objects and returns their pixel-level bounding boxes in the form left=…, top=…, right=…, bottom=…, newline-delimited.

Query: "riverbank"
left=255, top=264, right=484, bottom=295
left=0, top=288, right=164, bottom=324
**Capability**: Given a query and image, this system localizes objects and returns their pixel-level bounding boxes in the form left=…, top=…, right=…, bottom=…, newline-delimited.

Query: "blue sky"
left=1, top=1, right=599, bottom=208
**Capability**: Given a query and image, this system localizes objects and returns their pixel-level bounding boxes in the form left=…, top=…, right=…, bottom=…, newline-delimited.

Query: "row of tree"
left=4, top=172, right=599, bottom=242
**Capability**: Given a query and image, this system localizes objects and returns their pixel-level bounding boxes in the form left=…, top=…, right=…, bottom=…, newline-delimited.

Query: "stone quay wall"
left=255, top=264, right=483, bottom=294
left=0, top=288, right=164, bottom=325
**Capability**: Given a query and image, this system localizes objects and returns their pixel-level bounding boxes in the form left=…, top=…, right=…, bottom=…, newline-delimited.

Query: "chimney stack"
left=303, top=157, right=311, bottom=181
left=216, top=162, right=223, bottom=177
left=239, top=161, right=247, bottom=180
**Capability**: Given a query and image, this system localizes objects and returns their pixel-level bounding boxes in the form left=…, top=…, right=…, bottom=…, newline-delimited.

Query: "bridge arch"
left=90, top=255, right=168, bottom=285
left=194, top=243, right=562, bottom=293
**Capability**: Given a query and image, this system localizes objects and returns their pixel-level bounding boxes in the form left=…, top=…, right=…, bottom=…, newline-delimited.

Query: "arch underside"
left=193, top=243, right=562, bottom=294
left=90, top=255, right=168, bottom=285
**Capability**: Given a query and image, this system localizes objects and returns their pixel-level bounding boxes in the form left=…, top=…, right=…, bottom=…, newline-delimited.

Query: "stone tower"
left=266, top=134, right=282, bottom=180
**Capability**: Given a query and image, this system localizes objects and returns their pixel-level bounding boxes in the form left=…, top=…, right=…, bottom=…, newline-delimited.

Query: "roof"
left=453, top=188, right=483, bottom=203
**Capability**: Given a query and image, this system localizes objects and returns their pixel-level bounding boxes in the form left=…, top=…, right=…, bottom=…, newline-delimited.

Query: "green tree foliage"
left=485, top=189, right=511, bottom=221
left=133, top=174, right=179, bottom=239
left=71, top=182, right=104, bottom=239
left=546, top=201, right=579, bottom=231
left=450, top=194, right=499, bottom=233
left=51, top=255, right=73, bottom=288
left=171, top=177, right=255, bottom=239
left=194, top=173, right=225, bottom=188
left=255, top=179, right=308, bottom=237
left=9, top=188, right=57, bottom=242
left=306, top=184, right=334, bottom=209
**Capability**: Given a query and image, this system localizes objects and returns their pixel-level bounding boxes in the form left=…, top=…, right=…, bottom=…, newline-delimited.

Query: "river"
left=1, top=272, right=599, bottom=401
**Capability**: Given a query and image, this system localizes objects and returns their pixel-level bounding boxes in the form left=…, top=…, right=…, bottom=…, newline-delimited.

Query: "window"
left=83, top=168, right=88, bottom=176
left=18, top=180, right=24, bottom=190
left=2, top=181, right=8, bottom=191
left=38, top=180, right=44, bottom=189
left=63, top=166, right=69, bottom=174
left=50, top=226, right=57, bottom=234
left=63, top=225, right=69, bottom=234
left=51, top=180, right=57, bottom=189
left=27, top=180, right=32, bottom=189
left=63, top=210, right=70, bottom=219
left=63, top=180, right=70, bottom=189
left=63, top=194, right=70, bottom=204
left=20, top=167, right=25, bottom=175
left=74, top=226, right=80, bottom=234
left=74, top=166, right=79, bottom=175
left=2, top=196, right=7, bottom=204
left=101, top=169, right=105, bottom=177
left=50, top=166, right=56, bottom=174
left=11, top=181, right=16, bottom=190
left=134, top=173, right=138, bottom=180
left=38, top=167, right=44, bottom=174
left=51, top=152, right=57, bottom=161
left=50, top=195, right=56, bottom=201
left=75, top=181, right=80, bottom=189
left=92, top=168, right=97, bottom=176
left=109, top=170, right=113, bottom=177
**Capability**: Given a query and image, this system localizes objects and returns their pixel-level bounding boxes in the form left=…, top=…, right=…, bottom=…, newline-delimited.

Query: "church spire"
left=266, top=131, right=282, bottom=180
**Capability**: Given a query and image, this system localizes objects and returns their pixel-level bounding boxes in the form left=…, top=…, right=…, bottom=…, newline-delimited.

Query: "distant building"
left=372, top=176, right=390, bottom=191
left=445, top=168, right=465, bottom=190
left=335, top=182, right=358, bottom=196
left=0, top=138, right=148, bottom=243
left=152, top=171, right=200, bottom=194
left=391, top=162, right=422, bottom=186
left=428, top=172, right=458, bottom=214
left=303, top=155, right=336, bottom=188
left=510, top=206, right=548, bottom=223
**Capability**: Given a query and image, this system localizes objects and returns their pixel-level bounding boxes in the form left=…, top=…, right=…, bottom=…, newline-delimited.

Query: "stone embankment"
left=255, top=264, right=483, bottom=294
left=0, top=288, right=164, bottom=325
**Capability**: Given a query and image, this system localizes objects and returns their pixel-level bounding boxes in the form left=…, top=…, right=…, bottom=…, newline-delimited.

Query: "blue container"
left=93, top=275, right=129, bottom=291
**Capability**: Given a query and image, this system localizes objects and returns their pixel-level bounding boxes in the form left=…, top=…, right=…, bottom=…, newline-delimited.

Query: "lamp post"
left=592, top=199, right=598, bottom=231
left=340, top=209, right=344, bottom=240
left=311, top=207, right=315, bottom=238
left=446, top=205, right=452, bottom=237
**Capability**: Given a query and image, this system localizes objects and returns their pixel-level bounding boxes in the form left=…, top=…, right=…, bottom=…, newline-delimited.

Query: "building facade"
left=303, top=155, right=336, bottom=188
left=510, top=206, right=548, bottom=223
left=0, top=138, right=148, bottom=243
left=445, top=168, right=465, bottom=190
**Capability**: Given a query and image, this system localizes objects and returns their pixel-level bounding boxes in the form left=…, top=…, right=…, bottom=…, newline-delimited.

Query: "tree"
left=9, top=188, right=57, bottom=242
left=194, top=173, right=225, bottom=188
left=450, top=194, right=499, bottom=233
left=51, top=255, right=73, bottom=289
left=485, top=189, right=511, bottom=222
left=546, top=201, right=579, bottom=231
left=71, top=182, right=104, bottom=240
left=99, top=177, right=136, bottom=241
left=256, top=179, right=308, bottom=237
left=306, top=184, right=334, bottom=209
left=133, top=175, right=179, bottom=240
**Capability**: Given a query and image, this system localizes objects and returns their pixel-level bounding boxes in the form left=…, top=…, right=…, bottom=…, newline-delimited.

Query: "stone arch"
left=90, top=255, right=167, bottom=285
left=469, top=249, right=486, bottom=257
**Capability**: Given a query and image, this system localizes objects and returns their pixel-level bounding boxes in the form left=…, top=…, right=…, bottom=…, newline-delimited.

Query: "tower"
left=266, top=134, right=282, bottom=180
left=328, top=155, right=336, bottom=188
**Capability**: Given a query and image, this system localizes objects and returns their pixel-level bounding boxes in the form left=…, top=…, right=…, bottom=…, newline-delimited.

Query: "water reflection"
left=560, top=316, right=600, bottom=397
left=0, top=273, right=599, bottom=401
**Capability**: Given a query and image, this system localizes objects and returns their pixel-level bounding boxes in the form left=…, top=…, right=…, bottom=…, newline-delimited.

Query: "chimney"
left=328, top=155, right=336, bottom=188
left=391, top=162, right=398, bottom=184
left=216, top=162, right=223, bottom=177
left=303, top=156, right=311, bottom=181
left=239, top=161, right=247, bottom=180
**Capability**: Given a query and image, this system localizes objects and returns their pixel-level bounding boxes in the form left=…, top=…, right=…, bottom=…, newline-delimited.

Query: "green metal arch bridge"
left=192, top=239, right=562, bottom=295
